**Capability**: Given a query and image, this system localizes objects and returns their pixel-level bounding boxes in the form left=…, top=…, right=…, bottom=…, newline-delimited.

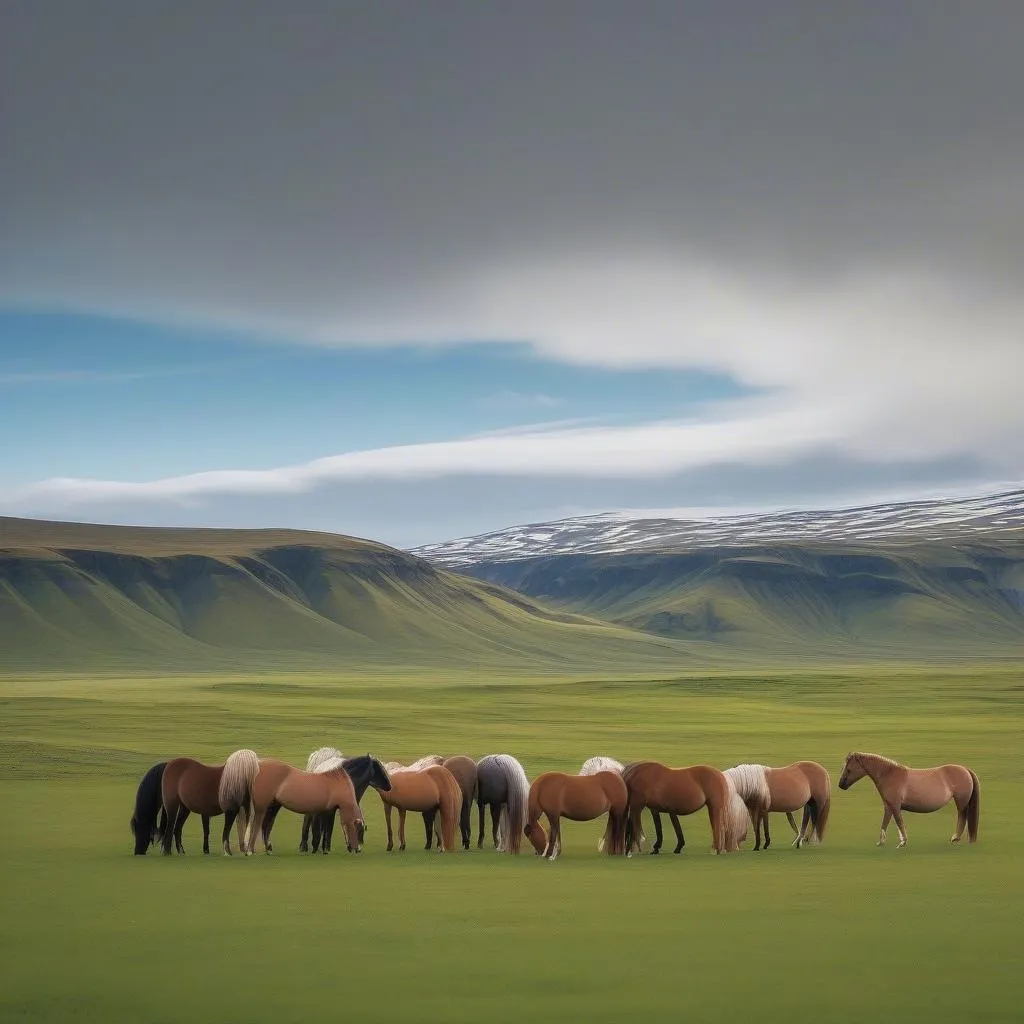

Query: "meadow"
left=1, top=663, right=1022, bottom=1023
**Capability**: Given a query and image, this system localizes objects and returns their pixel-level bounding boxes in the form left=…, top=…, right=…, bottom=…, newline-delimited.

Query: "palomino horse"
left=726, top=761, right=831, bottom=850
left=622, top=761, right=735, bottom=854
left=524, top=771, right=628, bottom=860
left=476, top=754, right=530, bottom=854
left=259, top=752, right=392, bottom=854
left=130, top=761, right=169, bottom=855
left=838, top=752, right=980, bottom=848
left=422, top=756, right=478, bottom=851
left=160, top=749, right=259, bottom=855
left=245, top=759, right=363, bottom=856
left=373, top=762, right=462, bottom=853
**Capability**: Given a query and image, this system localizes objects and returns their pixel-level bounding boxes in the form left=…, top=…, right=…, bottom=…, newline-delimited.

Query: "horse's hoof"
left=951, top=835, right=960, bottom=843
left=649, top=849, right=659, bottom=856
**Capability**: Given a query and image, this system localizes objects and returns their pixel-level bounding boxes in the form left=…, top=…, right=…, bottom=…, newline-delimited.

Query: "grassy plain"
left=1, top=663, right=1022, bottom=1023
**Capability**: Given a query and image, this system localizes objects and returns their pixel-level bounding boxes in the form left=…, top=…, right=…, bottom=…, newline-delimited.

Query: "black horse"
left=129, top=761, right=170, bottom=855
left=261, top=754, right=392, bottom=854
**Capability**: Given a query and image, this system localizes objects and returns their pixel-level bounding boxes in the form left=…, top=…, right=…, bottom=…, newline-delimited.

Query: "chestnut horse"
left=160, top=749, right=259, bottom=856
left=579, top=756, right=640, bottom=850
left=373, top=763, right=462, bottom=853
left=838, top=752, right=980, bottom=848
left=524, top=771, right=628, bottom=860
left=245, top=759, right=363, bottom=856
left=726, top=761, right=831, bottom=850
left=259, top=752, right=392, bottom=853
left=423, top=756, right=478, bottom=850
left=476, top=754, right=530, bottom=854
left=622, top=761, right=734, bottom=854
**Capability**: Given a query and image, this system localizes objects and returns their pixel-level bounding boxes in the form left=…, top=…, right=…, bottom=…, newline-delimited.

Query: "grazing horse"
left=622, top=761, right=734, bottom=855
left=726, top=761, right=831, bottom=850
left=838, top=752, right=980, bottom=848
left=245, top=759, right=363, bottom=856
left=579, top=756, right=640, bottom=850
left=372, top=763, right=462, bottom=853
left=160, top=749, right=259, bottom=856
left=524, top=771, right=628, bottom=860
left=259, top=752, right=392, bottom=854
left=130, top=761, right=169, bottom=855
left=422, top=756, right=478, bottom=850
left=476, top=754, right=530, bottom=854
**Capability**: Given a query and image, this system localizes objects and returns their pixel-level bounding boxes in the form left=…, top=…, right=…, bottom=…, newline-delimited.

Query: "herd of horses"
left=131, top=747, right=981, bottom=859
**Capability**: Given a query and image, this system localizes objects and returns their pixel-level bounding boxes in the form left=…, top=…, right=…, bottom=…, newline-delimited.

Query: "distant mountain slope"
left=0, top=517, right=691, bottom=671
left=413, top=489, right=1024, bottom=565
left=412, top=491, right=1024, bottom=659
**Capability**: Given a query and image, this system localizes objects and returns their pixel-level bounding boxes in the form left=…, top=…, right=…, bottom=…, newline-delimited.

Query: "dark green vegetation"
left=0, top=517, right=690, bottom=672
left=1, top=666, right=1022, bottom=1023
left=458, top=540, right=1024, bottom=658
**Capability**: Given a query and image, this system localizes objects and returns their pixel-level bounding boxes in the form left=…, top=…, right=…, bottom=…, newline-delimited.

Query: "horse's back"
left=442, top=755, right=478, bottom=799
left=164, top=756, right=222, bottom=813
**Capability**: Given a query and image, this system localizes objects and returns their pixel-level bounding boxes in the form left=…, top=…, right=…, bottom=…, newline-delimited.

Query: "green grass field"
left=2, top=664, right=1022, bottom=1022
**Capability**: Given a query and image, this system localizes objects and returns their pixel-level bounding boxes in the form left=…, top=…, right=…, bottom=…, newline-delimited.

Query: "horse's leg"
left=398, top=809, right=407, bottom=852
left=260, top=804, right=277, bottom=854
left=384, top=805, right=395, bottom=852
left=324, top=812, right=336, bottom=854
left=422, top=810, right=435, bottom=850
left=221, top=808, right=238, bottom=856
left=544, top=813, right=561, bottom=860
left=490, top=803, right=501, bottom=851
left=649, top=810, right=664, bottom=854
left=763, top=812, right=772, bottom=850
left=477, top=800, right=486, bottom=849
left=201, top=814, right=211, bottom=855
left=174, top=808, right=190, bottom=854
left=891, top=805, right=908, bottom=848
left=795, top=806, right=811, bottom=848
left=246, top=808, right=267, bottom=855
left=669, top=813, right=684, bottom=854
left=300, top=814, right=313, bottom=853
left=786, top=810, right=799, bottom=834
left=877, top=805, right=892, bottom=846
left=952, top=798, right=968, bottom=843
left=460, top=796, right=471, bottom=850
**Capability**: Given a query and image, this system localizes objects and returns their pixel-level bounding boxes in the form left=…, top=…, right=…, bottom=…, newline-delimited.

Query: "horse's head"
left=523, top=821, right=547, bottom=856
left=838, top=753, right=865, bottom=791
left=129, top=815, right=152, bottom=855
left=369, top=755, right=393, bottom=792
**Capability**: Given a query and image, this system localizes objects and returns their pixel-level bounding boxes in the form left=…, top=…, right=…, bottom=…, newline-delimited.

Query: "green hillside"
left=459, top=540, right=1024, bottom=659
left=0, top=517, right=692, bottom=672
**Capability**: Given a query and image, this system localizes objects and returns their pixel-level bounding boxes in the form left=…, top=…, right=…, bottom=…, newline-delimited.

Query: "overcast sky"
left=2, top=3, right=1022, bottom=547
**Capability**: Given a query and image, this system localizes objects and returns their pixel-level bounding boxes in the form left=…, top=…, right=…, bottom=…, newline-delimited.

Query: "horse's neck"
left=862, top=754, right=899, bottom=782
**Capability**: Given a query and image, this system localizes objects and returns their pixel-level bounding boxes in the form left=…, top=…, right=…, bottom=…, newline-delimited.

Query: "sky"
left=2, top=3, right=1022, bottom=548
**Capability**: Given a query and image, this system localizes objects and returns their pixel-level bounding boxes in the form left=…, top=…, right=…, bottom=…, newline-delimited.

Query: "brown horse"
left=245, top=758, right=363, bottom=856
left=374, top=763, right=462, bottom=853
left=160, top=749, right=259, bottom=855
left=524, top=771, right=628, bottom=860
left=622, top=761, right=734, bottom=855
left=838, top=752, right=980, bottom=848
left=422, top=756, right=478, bottom=851
left=726, top=761, right=831, bottom=850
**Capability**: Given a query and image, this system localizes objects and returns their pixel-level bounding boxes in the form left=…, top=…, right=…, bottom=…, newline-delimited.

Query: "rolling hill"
left=0, top=517, right=691, bottom=672
left=413, top=490, right=1024, bottom=659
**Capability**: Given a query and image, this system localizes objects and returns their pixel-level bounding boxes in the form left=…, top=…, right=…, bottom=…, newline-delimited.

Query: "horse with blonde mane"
left=160, top=749, right=259, bottom=855
left=622, top=761, right=735, bottom=854
left=726, top=761, right=831, bottom=850
left=524, top=771, right=628, bottom=859
left=838, top=751, right=980, bottom=848
left=476, top=754, right=530, bottom=854
left=244, top=757, right=364, bottom=855
left=373, top=761, right=462, bottom=853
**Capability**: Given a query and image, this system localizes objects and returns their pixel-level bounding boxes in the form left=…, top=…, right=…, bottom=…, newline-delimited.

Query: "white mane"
left=724, top=774, right=752, bottom=847
left=579, top=756, right=625, bottom=776
left=306, top=747, right=344, bottom=773
left=725, top=763, right=771, bottom=809
left=407, top=754, right=445, bottom=770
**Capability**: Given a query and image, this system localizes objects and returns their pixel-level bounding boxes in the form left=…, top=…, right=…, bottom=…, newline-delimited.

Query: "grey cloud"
left=3, top=2, right=1023, bottom=328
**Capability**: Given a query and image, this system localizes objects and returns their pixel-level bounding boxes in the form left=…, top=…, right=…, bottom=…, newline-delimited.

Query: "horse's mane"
left=852, top=751, right=903, bottom=770
left=407, top=754, right=445, bottom=770
left=579, top=756, right=624, bottom=776
left=306, top=747, right=344, bottom=772
left=725, top=763, right=771, bottom=808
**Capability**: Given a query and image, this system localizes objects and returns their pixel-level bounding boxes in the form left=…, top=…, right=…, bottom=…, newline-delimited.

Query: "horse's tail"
left=621, top=762, right=645, bottom=854
left=966, top=769, right=981, bottom=843
left=131, top=762, right=167, bottom=855
left=724, top=776, right=750, bottom=850
left=438, top=771, right=461, bottom=853
left=708, top=769, right=730, bottom=853
left=218, top=749, right=260, bottom=817
left=812, top=779, right=831, bottom=844
left=494, top=754, right=529, bottom=854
